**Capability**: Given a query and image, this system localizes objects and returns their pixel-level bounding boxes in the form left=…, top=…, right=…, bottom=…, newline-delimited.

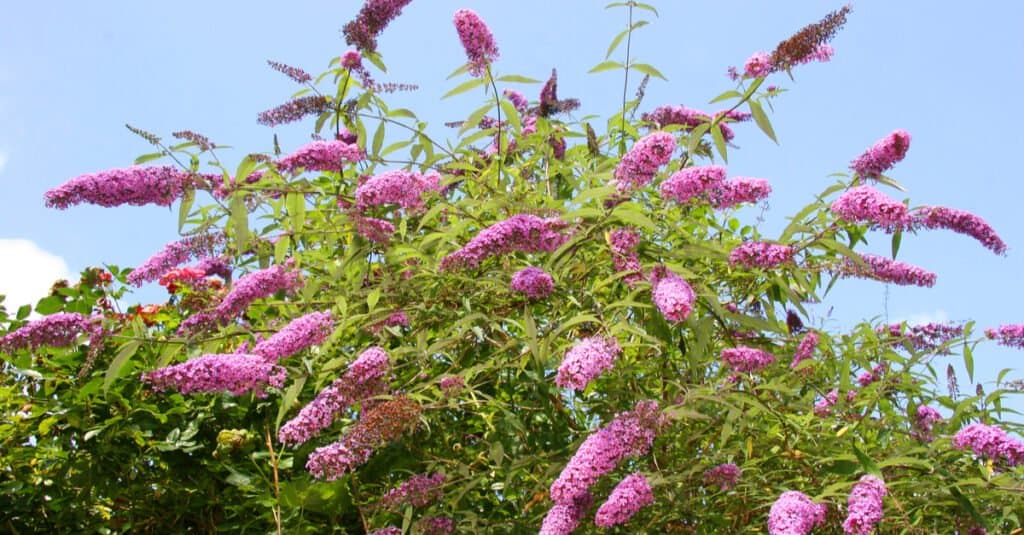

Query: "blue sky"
left=1, top=2, right=1022, bottom=410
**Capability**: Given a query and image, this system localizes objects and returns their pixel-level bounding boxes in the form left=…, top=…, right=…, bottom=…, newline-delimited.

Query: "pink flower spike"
left=831, top=185, right=910, bottom=232
left=594, top=473, right=654, bottom=528
left=913, top=206, right=1007, bottom=255
left=729, top=241, right=794, bottom=269
left=985, top=324, right=1024, bottom=349
left=660, top=165, right=727, bottom=204
left=142, top=353, right=287, bottom=397
left=768, top=491, right=827, bottom=535
left=277, top=140, right=365, bottom=174
left=453, top=9, right=499, bottom=77
left=44, top=166, right=200, bottom=209
left=556, top=336, right=622, bottom=391
left=650, top=265, right=696, bottom=323
left=720, top=346, right=777, bottom=374
left=843, top=475, right=887, bottom=535
left=614, top=132, right=676, bottom=194
left=850, top=129, right=911, bottom=179
left=510, top=266, right=555, bottom=299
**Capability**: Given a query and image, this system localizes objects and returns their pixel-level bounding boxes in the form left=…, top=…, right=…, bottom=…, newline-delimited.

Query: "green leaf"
left=387, top=107, right=417, bottom=119
left=287, top=192, right=306, bottom=235
left=588, top=60, right=624, bottom=74
left=134, top=152, right=165, bottom=165
left=963, top=343, right=974, bottom=383
left=605, top=22, right=649, bottom=59
left=229, top=195, right=249, bottom=246
left=178, top=189, right=195, bottom=233
left=442, top=77, right=486, bottom=99
left=34, top=295, right=64, bottom=315
left=630, top=62, right=667, bottom=81
left=499, top=99, right=521, bottom=133
left=274, top=235, right=291, bottom=263
left=634, top=3, right=659, bottom=15
left=460, top=102, right=494, bottom=136
left=851, top=445, right=882, bottom=478
left=235, top=156, right=257, bottom=186
left=711, top=125, right=728, bottom=163
left=276, top=375, right=308, bottom=428
left=891, top=230, right=902, bottom=258
left=371, top=120, right=386, bottom=156
left=747, top=99, right=777, bottom=143
left=612, top=202, right=658, bottom=231
left=367, top=288, right=381, bottom=311
left=104, top=340, right=141, bottom=393
left=495, top=74, right=540, bottom=84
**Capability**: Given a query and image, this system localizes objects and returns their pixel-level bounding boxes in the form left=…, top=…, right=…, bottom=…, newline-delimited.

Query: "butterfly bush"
left=179, top=263, right=302, bottom=333
left=767, top=491, right=828, bottom=535
left=843, top=475, right=887, bottom=535
left=913, top=206, right=1007, bottom=255
left=643, top=106, right=749, bottom=142
left=729, top=241, right=794, bottom=268
left=912, top=405, right=943, bottom=442
left=791, top=331, right=819, bottom=369
left=378, top=472, right=445, bottom=509
left=44, top=166, right=203, bottom=209
left=650, top=265, right=696, bottom=323
left=838, top=254, right=937, bottom=288
left=594, top=473, right=654, bottom=528
left=878, top=322, right=964, bottom=353
left=831, top=185, right=910, bottom=231
left=609, top=227, right=643, bottom=284
left=509, top=266, right=554, bottom=298
left=850, top=129, right=911, bottom=179
left=452, top=9, right=498, bottom=77
left=985, top=324, right=1024, bottom=349
left=556, top=336, right=622, bottom=391
left=614, top=131, right=676, bottom=193
left=306, top=396, right=420, bottom=480
left=539, top=492, right=592, bottom=535
left=659, top=165, right=727, bottom=204
left=342, top=0, right=414, bottom=52
left=127, top=233, right=222, bottom=286
left=721, top=346, right=777, bottom=374
left=0, top=312, right=94, bottom=353
left=142, top=353, right=287, bottom=397
left=277, top=140, right=365, bottom=173
left=548, top=400, right=664, bottom=506
left=952, top=423, right=1024, bottom=467
left=251, top=311, right=334, bottom=362
left=354, top=169, right=441, bottom=213
left=439, top=214, right=569, bottom=270
left=703, top=463, right=742, bottom=491
left=708, top=176, right=772, bottom=209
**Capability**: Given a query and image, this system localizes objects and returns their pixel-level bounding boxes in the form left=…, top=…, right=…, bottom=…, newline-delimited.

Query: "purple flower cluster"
left=857, top=363, right=887, bottom=387
left=650, top=266, right=696, bottom=323
left=614, top=132, right=676, bottom=193
left=912, top=405, right=943, bottom=442
left=791, top=331, right=819, bottom=370
left=556, top=336, right=622, bottom=391
left=729, top=241, right=794, bottom=269
left=266, top=60, right=312, bottom=84
left=45, top=166, right=202, bottom=209
left=721, top=346, right=777, bottom=374
left=252, top=311, right=334, bottom=362
left=703, top=463, right=742, bottom=491
left=351, top=215, right=396, bottom=245
left=539, top=492, right=592, bottom=535
left=181, top=264, right=302, bottom=333
left=439, top=214, right=569, bottom=271
left=417, top=516, right=455, bottom=535
left=952, top=422, right=1024, bottom=467
left=642, top=106, right=750, bottom=142
left=549, top=400, right=664, bottom=505
left=840, top=254, right=937, bottom=288
left=127, top=234, right=223, bottom=286
left=379, top=472, right=445, bottom=509
left=0, top=312, right=94, bottom=353
left=368, top=528, right=402, bottom=535
left=985, top=324, right=1024, bottom=350
left=594, top=473, right=654, bottom=528
left=831, top=185, right=910, bottom=231
left=878, top=322, right=964, bottom=353
left=355, top=170, right=441, bottom=213
left=510, top=266, right=554, bottom=299
left=609, top=228, right=642, bottom=285
left=306, top=396, right=420, bottom=480
left=453, top=9, right=499, bottom=77
left=733, top=44, right=834, bottom=80
left=366, top=311, right=410, bottom=335
left=913, top=206, right=1007, bottom=255
left=660, top=165, right=727, bottom=204
left=504, top=89, right=529, bottom=112
left=843, top=475, right=887, bottom=535
left=278, top=346, right=390, bottom=446
left=277, top=140, right=365, bottom=173
left=342, top=0, right=414, bottom=52
left=439, top=375, right=465, bottom=395
left=707, top=177, right=772, bottom=209
left=767, top=491, right=827, bottom=535
left=850, top=129, right=911, bottom=179
left=814, top=389, right=843, bottom=417
left=142, top=353, right=287, bottom=397
left=257, top=95, right=333, bottom=127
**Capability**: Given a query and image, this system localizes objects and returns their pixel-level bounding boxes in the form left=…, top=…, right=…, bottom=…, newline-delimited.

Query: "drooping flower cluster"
left=838, top=254, right=937, bottom=288
left=266, top=60, right=312, bottom=84
left=0, top=312, right=94, bottom=353
left=594, top=473, right=654, bottom=528
left=731, top=5, right=849, bottom=80
left=180, top=263, right=302, bottom=333
left=608, top=228, right=642, bottom=285
left=504, top=89, right=529, bottom=113
left=44, top=166, right=202, bottom=209
left=453, top=9, right=499, bottom=77
left=985, top=324, right=1024, bottom=350
left=831, top=185, right=910, bottom=231
left=509, top=266, right=554, bottom=299
left=814, top=389, right=856, bottom=417
left=252, top=311, right=334, bottom=362
left=703, top=463, right=742, bottom=491
left=277, top=140, right=365, bottom=173
left=278, top=346, right=390, bottom=446
left=721, top=346, right=777, bottom=374
left=952, top=423, right=1024, bottom=467
left=417, top=516, right=455, bottom=535
left=614, top=131, right=676, bottom=193
left=439, top=214, right=569, bottom=270
left=913, top=206, right=1007, bottom=255
left=659, top=165, right=727, bottom=204
left=257, top=95, right=333, bottom=127
left=351, top=215, right=396, bottom=244
left=354, top=169, right=441, bottom=213
left=857, top=362, right=887, bottom=387
left=843, top=475, right=887, bottom=535
left=729, top=241, right=794, bottom=269
left=342, top=0, right=414, bottom=52
left=142, top=353, right=287, bottom=397
left=539, top=492, right=592, bottom=535
left=878, top=322, right=964, bottom=353
left=379, top=472, right=446, bottom=510
left=642, top=106, right=750, bottom=142
left=767, top=491, right=828, bottom=535
left=707, top=177, right=772, bottom=209
left=850, top=129, right=911, bottom=179
left=306, top=396, right=421, bottom=480
left=791, top=331, right=820, bottom=369
left=912, top=405, right=943, bottom=442
left=651, top=266, right=696, bottom=323
left=549, top=400, right=664, bottom=505
left=127, top=234, right=223, bottom=286
left=556, top=336, right=622, bottom=391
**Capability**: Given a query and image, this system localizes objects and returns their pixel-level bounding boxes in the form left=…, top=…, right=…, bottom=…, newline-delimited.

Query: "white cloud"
left=0, top=239, right=71, bottom=313
left=896, top=309, right=950, bottom=326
